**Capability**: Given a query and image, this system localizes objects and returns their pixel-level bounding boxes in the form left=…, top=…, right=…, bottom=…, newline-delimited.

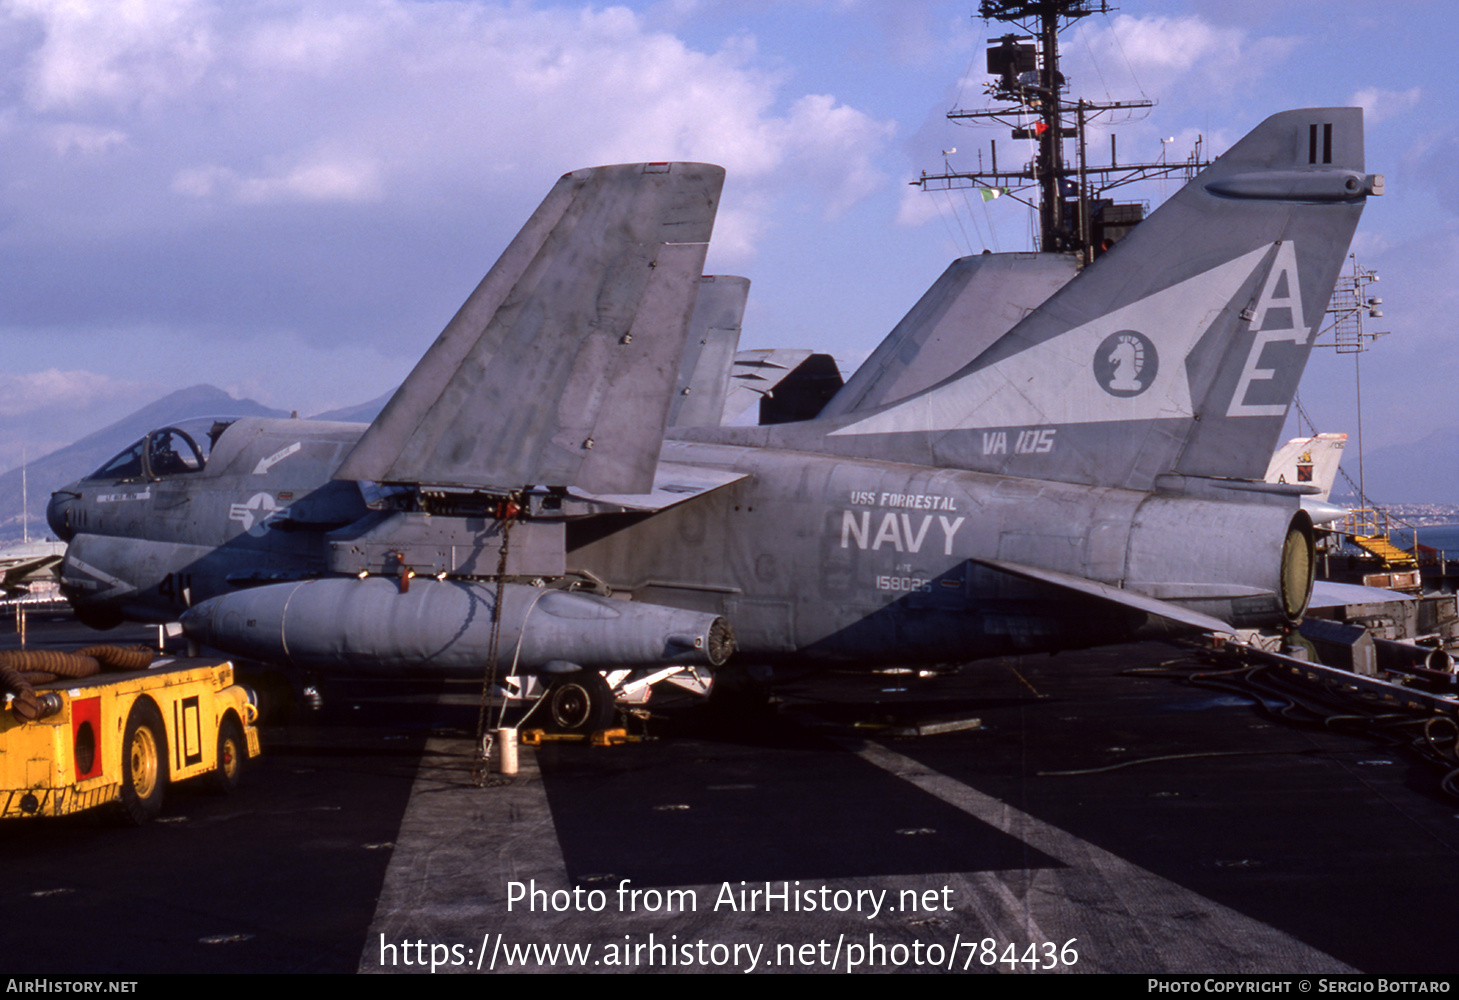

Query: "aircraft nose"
left=47, top=487, right=78, bottom=542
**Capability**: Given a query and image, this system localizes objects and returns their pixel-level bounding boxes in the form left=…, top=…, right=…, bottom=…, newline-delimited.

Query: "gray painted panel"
left=670, top=275, right=749, bottom=428
left=336, top=162, right=724, bottom=493
left=823, top=252, right=1076, bottom=417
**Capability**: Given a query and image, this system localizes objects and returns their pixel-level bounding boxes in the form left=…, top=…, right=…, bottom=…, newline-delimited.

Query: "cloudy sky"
left=0, top=0, right=1453, bottom=486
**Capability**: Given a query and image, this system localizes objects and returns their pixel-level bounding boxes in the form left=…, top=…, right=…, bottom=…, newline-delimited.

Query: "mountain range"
left=0, top=384, right=390, bottom=543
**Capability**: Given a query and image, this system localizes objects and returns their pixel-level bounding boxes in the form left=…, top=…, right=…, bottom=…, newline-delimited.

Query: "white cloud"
left=382, top=5, right=896, bottom=223
left=895, top=183, right=941, bottom=228
left=1, top=1, right=896, bottom=259
left=1349, top=230, right=1392, bottom=257
left=1070, top=14, right=1297, bottom=101
left=241, top=5, right=383, bottom=76
left=0, top=368, right=151, bottom=417
left=779, top=93, right=895, bottom=217
left=45, top=123, right=128, bottom=156
left=1351, top=86, right=1421, bottom=124
left=173, top=157, right=384, bottom=204
left=0, top=2, right=894, bottom=235
left=708, top=200, right=770, bottom=265
left=5, top=0, right=214, bottom=110
left=0, top=0, right=900, bottom=421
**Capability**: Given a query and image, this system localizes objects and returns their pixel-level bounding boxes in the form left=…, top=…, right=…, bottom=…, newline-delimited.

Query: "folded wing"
left=336, top=162, right=725, bottom=495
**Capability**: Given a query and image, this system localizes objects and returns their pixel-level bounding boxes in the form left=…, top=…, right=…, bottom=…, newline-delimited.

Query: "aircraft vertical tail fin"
left=669, top=275, right=749, bottom=428
left=827, top=109, right=1378, bottom=491
left=820, top=252, right=1075, bottom=418
left=335, top=162, right=724, bottom=495
left=1266, top=432, right=1347, bottom=503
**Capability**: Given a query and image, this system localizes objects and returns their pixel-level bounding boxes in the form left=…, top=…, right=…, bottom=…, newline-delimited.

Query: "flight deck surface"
left=2, top=610, right=1455, bottom=975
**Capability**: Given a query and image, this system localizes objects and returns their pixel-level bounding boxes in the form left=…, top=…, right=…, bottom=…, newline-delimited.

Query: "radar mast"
left=916, top=1, right=1209, bottom=263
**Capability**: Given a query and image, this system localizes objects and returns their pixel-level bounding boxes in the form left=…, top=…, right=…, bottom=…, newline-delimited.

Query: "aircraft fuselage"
left=50, top=415, right=1302, bottom=668
left=46, top=113, right=1374, bottom=679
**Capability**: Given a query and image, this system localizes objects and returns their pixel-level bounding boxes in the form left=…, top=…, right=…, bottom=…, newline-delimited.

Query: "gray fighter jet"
left=48, top=110, right=1380, bottom=730
left=0, top=540, right=66, bottom=597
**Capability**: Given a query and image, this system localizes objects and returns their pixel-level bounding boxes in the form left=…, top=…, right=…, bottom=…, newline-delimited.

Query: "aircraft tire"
left=706, top=664, right=775, bottom=719
left=73, top=605, right=124, bottom=631
left=545, top=670, right=615, bottom=734
left=212, top=715, right=245, bottom=794
left=116, top=700, right=168, bottom=825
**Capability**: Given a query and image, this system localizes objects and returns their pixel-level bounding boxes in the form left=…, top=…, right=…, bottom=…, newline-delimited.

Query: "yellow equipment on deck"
left=0, top=658, right=260, bottom=824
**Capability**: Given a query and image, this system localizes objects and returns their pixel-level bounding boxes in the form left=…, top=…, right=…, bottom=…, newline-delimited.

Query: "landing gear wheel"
left=706, top=665, right=775, bottom=720
left=213, top=716, right=245, bottom=794
left=545, top=671, right=615, bottom=734
left=117, top=700, right=168, bottom=825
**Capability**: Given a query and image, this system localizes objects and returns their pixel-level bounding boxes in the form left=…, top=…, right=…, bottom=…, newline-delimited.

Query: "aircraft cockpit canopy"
left=84, top=417, right=238, bottom=482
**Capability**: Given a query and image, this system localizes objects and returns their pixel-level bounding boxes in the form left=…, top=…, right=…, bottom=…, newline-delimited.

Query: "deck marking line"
left=853, top=739, right=1355, bottom=974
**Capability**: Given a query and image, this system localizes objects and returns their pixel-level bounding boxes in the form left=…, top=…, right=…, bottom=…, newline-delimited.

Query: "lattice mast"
left=917, top=1, right=1208, bottom=262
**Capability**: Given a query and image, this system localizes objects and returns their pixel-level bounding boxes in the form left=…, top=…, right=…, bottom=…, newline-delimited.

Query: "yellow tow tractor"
left=0, top=646, right=260, bottom=824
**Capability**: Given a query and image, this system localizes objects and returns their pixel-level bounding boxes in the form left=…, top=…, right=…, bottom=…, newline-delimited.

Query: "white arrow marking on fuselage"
left=63, top=556, right=136, bottom=600
left=253, top=441, right=301, bottom=475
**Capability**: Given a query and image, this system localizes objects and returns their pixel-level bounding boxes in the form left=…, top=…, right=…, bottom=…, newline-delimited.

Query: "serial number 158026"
left=875, top=575, right=932, bottom=593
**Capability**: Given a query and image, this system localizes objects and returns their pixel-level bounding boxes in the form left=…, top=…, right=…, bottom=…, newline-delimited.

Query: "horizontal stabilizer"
left=0, top=549, right=64, bottom=595
left=1302, top=499, right=1348, bottom=525
left=975, top=558, right=1234, bottom=634
left=1309, top=580, right=1416, bottom=607
left=568, top=461, right=749, bottom=512
left=335, top=162, right=725, bottom=494
left=720, top=348, right=816, bottom=425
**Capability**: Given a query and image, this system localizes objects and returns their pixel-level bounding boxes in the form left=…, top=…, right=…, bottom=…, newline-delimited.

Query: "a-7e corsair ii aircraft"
left=48, top=109, right=1379, bottom=731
